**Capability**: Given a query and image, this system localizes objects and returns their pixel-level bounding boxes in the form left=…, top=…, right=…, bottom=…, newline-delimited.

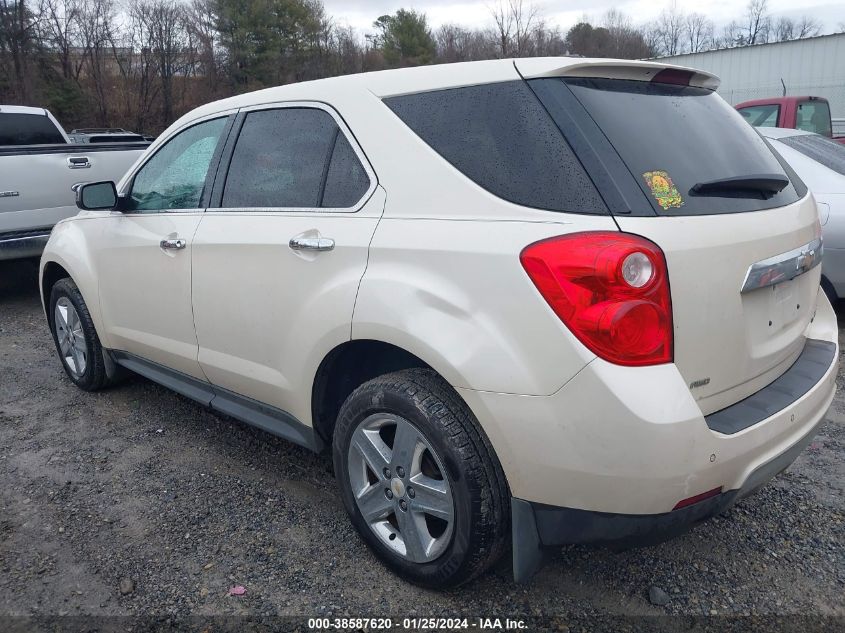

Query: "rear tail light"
left=520, top=232, right=673, bottom=366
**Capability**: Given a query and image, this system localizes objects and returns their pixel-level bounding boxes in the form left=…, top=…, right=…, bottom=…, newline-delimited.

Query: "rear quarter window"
left=384, top=81, right=607, bottom=214
left=738, top=104, right=780, bottom=127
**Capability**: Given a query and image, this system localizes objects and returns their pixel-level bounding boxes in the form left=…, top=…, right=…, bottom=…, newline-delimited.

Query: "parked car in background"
left=760, top=127, right=845, bottom=302
left=736, top=96, right=845, bottom=145
left=67, top=128, right=148, bottom=144
left=40, top=58, right=838, bottom=587
left=0, top=105, right=149, bottom=260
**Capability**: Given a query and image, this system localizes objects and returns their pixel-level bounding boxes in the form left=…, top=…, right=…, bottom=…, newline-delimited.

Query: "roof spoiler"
left=514, top=59, right=720, bottom=90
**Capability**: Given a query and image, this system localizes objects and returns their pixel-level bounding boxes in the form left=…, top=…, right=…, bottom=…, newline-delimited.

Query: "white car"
left=39, top=58, right=838, bottom=587
left=758, top=127, right=845, bottom=303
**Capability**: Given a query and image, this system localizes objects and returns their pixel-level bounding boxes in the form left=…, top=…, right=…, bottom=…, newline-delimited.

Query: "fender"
left=39, top=217, right=111, bottom=349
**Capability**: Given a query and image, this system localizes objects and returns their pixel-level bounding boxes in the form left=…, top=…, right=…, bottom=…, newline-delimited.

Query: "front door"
left=93, top=115, right=231, bottom=379
left=191, top=104, right=382, bottom=421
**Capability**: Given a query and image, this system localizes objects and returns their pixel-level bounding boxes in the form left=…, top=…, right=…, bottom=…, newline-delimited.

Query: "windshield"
left=560, top=78, right=803, bottom=215
left=778, top=133, right=845, bottom=177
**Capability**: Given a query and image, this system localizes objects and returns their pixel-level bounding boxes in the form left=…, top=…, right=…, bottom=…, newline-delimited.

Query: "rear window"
left=779, top=133, right=845, bottom=176
left=796, top=100, right=832, bottom=137
left=560, top=78, right=802, bottom=215
left=384, top=81, right=607, bottom=214
left=737, top=104, right=780, bottom=127
left=0, top=113, right=65, bottom=145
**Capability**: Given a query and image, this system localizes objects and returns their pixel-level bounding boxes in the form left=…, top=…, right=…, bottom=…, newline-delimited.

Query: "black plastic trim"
left=199, top=114, right=237, bottom=209
left=526, top=78, right=656, bottom=217
left=110, top=351, right=323, bottom=452
left=705, top=338, right=836, bottom=435
left=208, top=112, right=246, bottom=209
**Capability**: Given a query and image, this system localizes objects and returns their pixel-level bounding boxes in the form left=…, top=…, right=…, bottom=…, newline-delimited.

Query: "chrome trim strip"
left=740, top=237, right=823, bottom=293
left=0, top=233, right=50, bottom=261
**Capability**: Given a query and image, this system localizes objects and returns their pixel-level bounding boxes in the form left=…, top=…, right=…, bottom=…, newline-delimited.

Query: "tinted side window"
left=738, top=104, right=779, bottom=128
left=384, top=81, right=607, bottom=214
left=128, top=117, right=227, bottom=213
left=223, top=109, right=339, bottom=208
left=322, top=133, right=370, bottom=207
left=0, top=113, right=66, bottom=145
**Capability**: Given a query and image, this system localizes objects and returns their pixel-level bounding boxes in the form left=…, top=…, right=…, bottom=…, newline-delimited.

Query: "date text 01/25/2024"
left=307, top=617, right=528, bottom=630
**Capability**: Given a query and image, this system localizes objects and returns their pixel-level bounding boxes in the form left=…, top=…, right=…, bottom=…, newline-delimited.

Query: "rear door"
left=191, top=103, right=382, bottom=417
left=528, top=73, right=820, bottom=414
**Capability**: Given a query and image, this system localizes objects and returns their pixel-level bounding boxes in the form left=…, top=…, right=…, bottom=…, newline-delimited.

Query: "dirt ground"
left=0, top=257, right=843, bottom=627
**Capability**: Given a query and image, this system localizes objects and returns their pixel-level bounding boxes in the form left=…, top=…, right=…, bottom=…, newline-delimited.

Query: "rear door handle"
left=67, top=156, right=91, bottom=169
left=160, top=238, right=186, bottom=250
left=289, top=236, right=335, bottom=252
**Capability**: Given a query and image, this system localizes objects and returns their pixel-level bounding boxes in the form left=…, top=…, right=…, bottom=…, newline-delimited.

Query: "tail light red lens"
left=520, top=232, right=673, bottom=366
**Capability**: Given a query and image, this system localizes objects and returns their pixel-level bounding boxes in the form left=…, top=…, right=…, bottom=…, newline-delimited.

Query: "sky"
left=321, top=0, right=845, bottom=37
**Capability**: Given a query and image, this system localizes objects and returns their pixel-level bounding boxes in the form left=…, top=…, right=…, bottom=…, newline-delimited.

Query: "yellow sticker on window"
left=643, top=170, right=684, bottom=210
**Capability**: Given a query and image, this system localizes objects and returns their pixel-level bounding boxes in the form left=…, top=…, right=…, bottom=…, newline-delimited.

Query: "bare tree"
left=773, top=16, right=795, bottom=41
left=655, top=0, right=684, bottom=55
left=795, top=15, right=821, bottom=38
left=743, top=0, right=770, bottom=45
left=38, top=0, right=84, bottom=81
left=0, top=0, right=36, bottom=101
left=685, top=12, right=713, bottom=53
left=774, top=14, right=820, bottom=41
left=717, top=19, right=744, bottom=48
left=489, top=0, right=539, bottom=57
left=76, top=0, right=118, bottom=124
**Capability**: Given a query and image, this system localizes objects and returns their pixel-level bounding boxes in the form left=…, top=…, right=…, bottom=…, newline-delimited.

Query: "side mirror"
left=75, top=181, right=118, bottom=211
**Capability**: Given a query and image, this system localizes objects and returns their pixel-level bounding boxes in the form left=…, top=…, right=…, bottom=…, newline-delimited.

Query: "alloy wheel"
left=54, top=297, right=87, bottom=378
left=347, top=413, right=455, bottom=563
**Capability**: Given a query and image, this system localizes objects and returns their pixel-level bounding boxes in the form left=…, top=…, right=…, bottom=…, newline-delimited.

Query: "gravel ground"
left=0, top=257, right=843, bottom=626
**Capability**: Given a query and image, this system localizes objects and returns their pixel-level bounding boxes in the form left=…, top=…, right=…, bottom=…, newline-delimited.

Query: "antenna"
left=780, top=78, right=787, bottom=97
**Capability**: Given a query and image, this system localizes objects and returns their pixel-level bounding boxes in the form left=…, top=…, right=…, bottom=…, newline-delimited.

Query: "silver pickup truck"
left=0, top=105, right=149, bottom=260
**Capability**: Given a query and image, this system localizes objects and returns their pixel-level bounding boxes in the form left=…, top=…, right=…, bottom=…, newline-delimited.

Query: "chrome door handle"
left=160, top=238, right=186, bottom=250
left=67, top=156, right=91, bottom=169
left=289, top=236, right=335, bottom=252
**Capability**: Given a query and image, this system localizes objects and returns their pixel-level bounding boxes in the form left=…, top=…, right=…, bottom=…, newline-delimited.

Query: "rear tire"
left=49, top=278, right=109, bottom=391
left=333, top=368, right=510, bottom=587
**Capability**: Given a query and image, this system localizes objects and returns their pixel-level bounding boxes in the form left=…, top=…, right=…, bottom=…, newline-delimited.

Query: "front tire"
left=333, top=369, right=509, bottom=587
left=49, top=278, right=108, bottom=391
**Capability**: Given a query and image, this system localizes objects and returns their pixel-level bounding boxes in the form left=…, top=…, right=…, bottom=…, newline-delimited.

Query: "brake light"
left=651, top=68, right=693, bottom=86
left=520, top=232, right=673, bottom=366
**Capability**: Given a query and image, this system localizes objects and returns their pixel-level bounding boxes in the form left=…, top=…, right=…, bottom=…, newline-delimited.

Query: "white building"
left=658, top=33, right=845, bottom=133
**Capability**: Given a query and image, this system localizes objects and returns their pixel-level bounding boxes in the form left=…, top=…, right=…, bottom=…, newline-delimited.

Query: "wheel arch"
left=39, top=223, right=107, bottom=347
left=311, top=339, right=432, bottom=446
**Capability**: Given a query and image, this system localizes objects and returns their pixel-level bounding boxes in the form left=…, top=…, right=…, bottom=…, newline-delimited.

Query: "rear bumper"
left=523, top=405, right=825, bottom=548
left=0, top=228, right=51, bottom=261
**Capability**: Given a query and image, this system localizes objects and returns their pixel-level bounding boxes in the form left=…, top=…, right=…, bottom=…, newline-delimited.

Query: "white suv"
left=40, top=58, right=839, bottom=587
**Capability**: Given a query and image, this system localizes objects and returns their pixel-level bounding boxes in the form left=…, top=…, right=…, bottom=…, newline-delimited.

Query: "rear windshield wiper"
left=690, top=174, right=789, bottom=198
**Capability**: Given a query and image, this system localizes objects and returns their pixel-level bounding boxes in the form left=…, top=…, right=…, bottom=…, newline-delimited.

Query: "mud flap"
left=511, top=498, right=546, bottom=583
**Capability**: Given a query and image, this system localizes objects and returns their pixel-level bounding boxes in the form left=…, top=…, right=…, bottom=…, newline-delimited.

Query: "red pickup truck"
left=736, top=96, right=845, bottom=145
